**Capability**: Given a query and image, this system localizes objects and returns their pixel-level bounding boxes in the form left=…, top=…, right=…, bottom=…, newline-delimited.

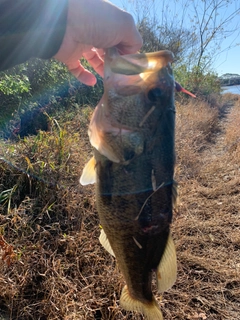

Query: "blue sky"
left=110, top=0, right=240, bottom=76
left=215, top=42, right=240, bottom=76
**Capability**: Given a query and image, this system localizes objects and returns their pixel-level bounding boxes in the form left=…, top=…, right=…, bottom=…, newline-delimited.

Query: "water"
left=221, top=85, right=240, bottom=95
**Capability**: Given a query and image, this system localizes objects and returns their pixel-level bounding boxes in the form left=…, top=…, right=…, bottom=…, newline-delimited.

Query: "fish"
left=80, top=48, right=188, bottom=319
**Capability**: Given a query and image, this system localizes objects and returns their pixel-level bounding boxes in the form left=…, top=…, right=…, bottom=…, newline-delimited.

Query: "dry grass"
left=175, top=97, right=221, bottom=180
left=172, top=93, right=240, bottom=320
left=0, top=94, right=239, bottom=319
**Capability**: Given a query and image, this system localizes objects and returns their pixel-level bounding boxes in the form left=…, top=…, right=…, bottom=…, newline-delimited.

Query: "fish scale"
left=79, top=47, right=193, bottom=320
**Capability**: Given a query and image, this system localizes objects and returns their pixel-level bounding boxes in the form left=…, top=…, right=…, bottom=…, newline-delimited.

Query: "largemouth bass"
left=80, top=48, right=187, bottom=319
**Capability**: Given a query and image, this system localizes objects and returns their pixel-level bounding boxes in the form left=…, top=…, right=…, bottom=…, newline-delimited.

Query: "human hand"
left=54, top=0, right=143, bottom=86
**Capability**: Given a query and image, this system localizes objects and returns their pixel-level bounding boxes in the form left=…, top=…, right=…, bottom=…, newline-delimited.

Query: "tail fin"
left=120, top=285, right=163, bottom=320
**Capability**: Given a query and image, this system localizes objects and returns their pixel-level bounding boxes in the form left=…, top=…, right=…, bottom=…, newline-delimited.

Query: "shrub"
left=174, top=64, right=221, bottom=99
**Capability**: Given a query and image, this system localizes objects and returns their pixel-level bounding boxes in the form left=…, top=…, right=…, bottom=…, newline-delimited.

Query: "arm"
left=0, top=0, right=142, bottom=85
left=0, top=0, right=68, bottom=71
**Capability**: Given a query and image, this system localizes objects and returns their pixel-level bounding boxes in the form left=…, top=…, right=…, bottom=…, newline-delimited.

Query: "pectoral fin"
left=120, top=285, right=163, bottom=320
left=79, top=156, right=96, bottom=186
left=156, top=233, right=177, bottom=293
left=99, top=229, right=115, bottom=257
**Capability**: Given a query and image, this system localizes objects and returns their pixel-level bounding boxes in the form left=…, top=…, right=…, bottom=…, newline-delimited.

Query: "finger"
left=115, top=13, right=143, bottom=54
left=116, top=34, right=143, bottom=55
left=94, top=48, right=105, bottom=61
left=83, top=49, right=104, bottom=78
left=116, top=43, right=142, bottom=55
left=67, top=61, right=97, bottom=86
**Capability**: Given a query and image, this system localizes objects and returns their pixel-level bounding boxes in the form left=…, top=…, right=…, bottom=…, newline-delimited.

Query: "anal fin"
left=99, top=229, right=115, bottom=257
left=156, top=233, right=177, bottom=293
left=120, top=285, right=163, bottom=320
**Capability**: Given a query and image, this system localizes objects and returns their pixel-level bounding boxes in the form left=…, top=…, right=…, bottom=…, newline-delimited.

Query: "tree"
left=120, top=0, right=240, bottom=71
left=119, top=0, right=195, bottom=59
left=185, top=0, right=240, bottom=71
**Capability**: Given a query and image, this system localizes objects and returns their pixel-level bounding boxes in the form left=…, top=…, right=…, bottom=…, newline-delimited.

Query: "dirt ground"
left=0, top=94, right=239, bottom=319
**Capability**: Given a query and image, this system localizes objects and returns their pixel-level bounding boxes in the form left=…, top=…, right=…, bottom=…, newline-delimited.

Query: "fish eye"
left=147, top=88, right=162, bottom=102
